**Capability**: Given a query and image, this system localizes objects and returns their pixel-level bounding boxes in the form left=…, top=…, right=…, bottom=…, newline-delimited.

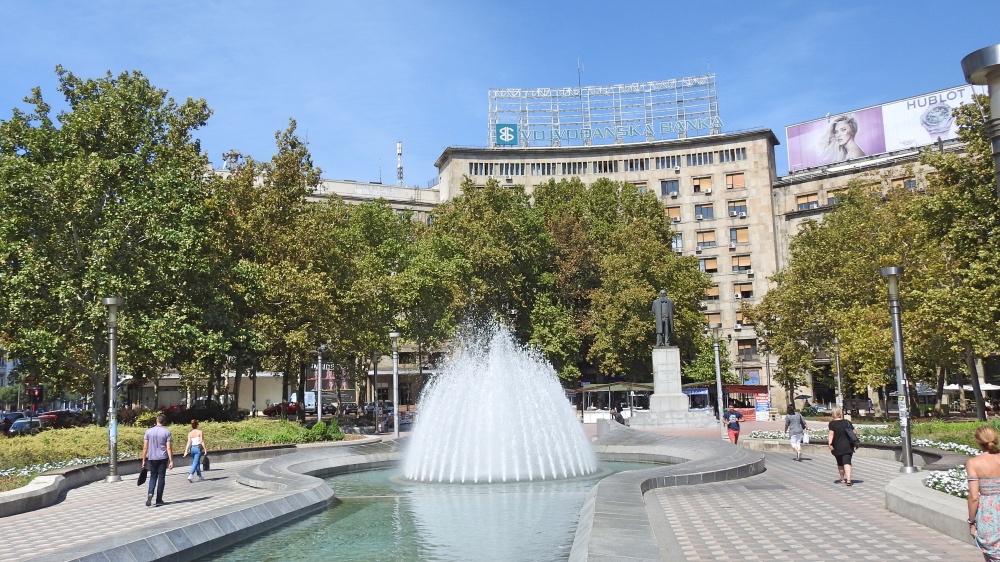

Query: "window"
left=892, top=177, right=918, bottom=191
left=732, top=255, right=752, bottom=272
left=726, top=173, right=745, bottom=190
left=498, top=162, right=525, bottom=176
left=625, top=158, right=649, bottom=172
left=737, top=339, right=758, bottom=359
left=693, top=176, right=713, bottom=194
left=735, top=311, right=754, bottom=325
left=728, top=200, right=748, bottom=216
left=531, top=163, right=557, bottom=176
left=666, top=206, right=681, bottom=221
left=661, top=179, right=679, bottom=196
left=828, top=190, right=845, bottom=205
left=469, top=162, right=496, bottom=176
left=672, top=233, right=683, bottom=252
left=655, top=155, right=681, bottom=170
left=734, top=282, right=754, bottom=299
left=633, top=182, right=647, bottom=193
left=695, top=203, right=714, bottom=219
left=796, top=193, right=820, bottom=210
left=594, top=160, right=619, bottom=174
left=696, top=230, right=717, bottom=248
left=729, top=227, right=750, bottom=245
left=704, top=312, right=722, bottom=325
left=700, top=257, right=718, bottom=273
left=561, top=162, right=586, bottom=175
left=705, top=285, right=720, bottom=300
left=717, top=148, right=746, bottom=163
left=686, top=152, right=715, bottom=166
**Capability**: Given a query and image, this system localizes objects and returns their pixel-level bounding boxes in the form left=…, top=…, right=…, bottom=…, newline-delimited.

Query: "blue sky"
left=2, top=1, right=998, bottom=183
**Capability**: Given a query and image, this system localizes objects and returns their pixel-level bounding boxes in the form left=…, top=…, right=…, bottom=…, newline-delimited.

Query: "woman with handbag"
left=183, top=419, right=207, bottom=482
left=827, top=407, right=859, bottom=486
left=966, top=425, right=1000, bottom=561
left=784, top=404, right=808, bottom=461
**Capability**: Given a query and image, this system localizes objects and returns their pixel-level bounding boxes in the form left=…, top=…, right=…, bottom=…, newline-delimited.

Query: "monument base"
left=628, top=409, right=719, bottom=429
left=650, top=393, right=689, bottom=412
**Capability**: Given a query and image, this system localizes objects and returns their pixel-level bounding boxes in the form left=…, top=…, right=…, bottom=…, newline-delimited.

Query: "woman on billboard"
left=822, top=114, right=865, bottom=162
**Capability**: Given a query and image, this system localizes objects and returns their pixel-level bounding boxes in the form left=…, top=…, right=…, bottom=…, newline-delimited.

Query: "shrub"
left=326, top=418, right=344, bottom=441
left=135, top=411, right=158, bottom=428
left=801, top=406, right=818, bottom=417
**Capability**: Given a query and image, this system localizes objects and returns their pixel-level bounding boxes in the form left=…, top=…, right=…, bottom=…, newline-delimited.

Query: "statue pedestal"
left=630, top=346, right=717, bottom=429
left=649, top=347, right=688, bottom=412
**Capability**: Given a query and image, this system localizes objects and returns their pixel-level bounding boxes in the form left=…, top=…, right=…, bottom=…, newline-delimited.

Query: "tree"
left=0, top=68, right=214, bottom=423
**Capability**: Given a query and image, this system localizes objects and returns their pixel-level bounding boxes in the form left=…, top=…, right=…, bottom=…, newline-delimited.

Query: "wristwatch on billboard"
left=920, top=103, right=955, bottom=138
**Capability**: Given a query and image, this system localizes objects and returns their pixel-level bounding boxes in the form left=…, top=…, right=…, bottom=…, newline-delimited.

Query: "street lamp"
left=316, top=344, right=326, bottom=422
left=389, top=332, right=401, bottom=439
left=961, top=44, right=1000, bottom=195
left=880, top=267, right=917, bottom=473
left=709, top=323, right=727, bottom=440
left=101, top=297, right=124, bottom=483
left=832, top=336, right=844, bottom=411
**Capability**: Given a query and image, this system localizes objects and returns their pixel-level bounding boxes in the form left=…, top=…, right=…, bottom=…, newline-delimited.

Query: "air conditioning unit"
left=916, top=186, right=926, bottom=192
left=674, top=166, right=681, bottom=173
left=695, top=247, right=702, bottom=254
left=696, top=214, right=704, bottom=220
left=729, top=211, right=738, bottom=217
left=747, top=269, right=755, bottom=278
left=727, top=184, right=734, bottom=190
left=734, top=294, right=742, bottom=299
left=734, top=322, right=743, bottom=331
left=671, top=216, right=681, bottom=223
left=705, top=188, right=713, bottom=195
left=729, top=242, right=737, bottom=250
left=675, top=249, right=683, bottom=255
left=739, top=211, right=748, bottom=218
left=488, top=175, right=495, bottom=180
left=669, top=192, right=679, bottom=198
left=505, top=175, right=513, bottom=182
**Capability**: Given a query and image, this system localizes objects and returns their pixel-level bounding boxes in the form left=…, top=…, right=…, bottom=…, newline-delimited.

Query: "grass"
left=0, top=418, right=357, bottom=492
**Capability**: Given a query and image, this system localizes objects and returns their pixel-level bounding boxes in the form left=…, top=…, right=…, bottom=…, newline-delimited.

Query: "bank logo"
left=496, top=124, right=518, bottom=145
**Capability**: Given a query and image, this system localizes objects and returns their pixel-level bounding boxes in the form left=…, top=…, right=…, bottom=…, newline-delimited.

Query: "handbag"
left=202, top=453, right=210, bottom=471
left=137, top=465, right=148, bottom=486
left=845, top=423, right=861, bottom=447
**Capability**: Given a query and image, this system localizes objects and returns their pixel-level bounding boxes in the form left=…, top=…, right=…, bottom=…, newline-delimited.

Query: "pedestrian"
left=827, top=407, right=858, bottom=486
left=784, top=404, right=808, bottom=461
left=611, top=408, right=625, bottom=425
left=967, top=426, right=1000, bottom=559
left=141, top=413, right=174, bottom=506
left=182, top=419, right=206, bottom=482
left=724, top=405, right=744, bottom=444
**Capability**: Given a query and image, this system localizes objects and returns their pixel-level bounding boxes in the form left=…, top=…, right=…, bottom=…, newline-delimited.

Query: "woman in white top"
left=183, top=419, right=207, bottom=482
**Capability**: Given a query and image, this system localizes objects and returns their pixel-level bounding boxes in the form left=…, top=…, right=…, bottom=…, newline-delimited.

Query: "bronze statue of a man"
left=652, top=289, right=675, bottom=347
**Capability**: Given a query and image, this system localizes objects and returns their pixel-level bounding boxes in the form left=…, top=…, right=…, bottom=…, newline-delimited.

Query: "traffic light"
left=27, top=386, right=43, bottom=404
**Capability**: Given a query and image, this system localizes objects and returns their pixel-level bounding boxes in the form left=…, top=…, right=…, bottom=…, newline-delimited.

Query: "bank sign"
left=495, top=118, right=723, bottom=147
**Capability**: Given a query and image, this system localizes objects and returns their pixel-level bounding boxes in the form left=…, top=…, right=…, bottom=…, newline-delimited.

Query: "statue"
left=652, top=289, right=675, bottom=347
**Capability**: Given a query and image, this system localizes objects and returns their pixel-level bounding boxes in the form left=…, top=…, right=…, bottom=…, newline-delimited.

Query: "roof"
left=575, top=382, right=654, bottom=394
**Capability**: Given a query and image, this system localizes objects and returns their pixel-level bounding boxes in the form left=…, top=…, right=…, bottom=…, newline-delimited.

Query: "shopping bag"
left=137, top=466, right=148, bottom=486
left=802, top=432, right=810, bottom=444
left=202, top=454, right=210, bottom=471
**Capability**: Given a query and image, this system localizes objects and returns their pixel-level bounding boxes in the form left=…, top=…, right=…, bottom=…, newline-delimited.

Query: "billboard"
left=786, top=85, right=986, bottom=172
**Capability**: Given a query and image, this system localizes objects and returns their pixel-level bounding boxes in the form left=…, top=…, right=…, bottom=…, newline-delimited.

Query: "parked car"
left=1, top=412, right=25, bottom=434
left=321, top=403, right=337, bottom=415
left=263, top=402, right=298, bottom=417
left=341, top=402, right=358, bottom=415
left=7, top=417, right=52, bottom=437
left=38, top=409, right=85, bottom=429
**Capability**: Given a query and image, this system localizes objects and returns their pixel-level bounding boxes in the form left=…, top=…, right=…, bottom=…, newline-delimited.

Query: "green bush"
left=135, top=411, right=158, bottom=428
left=326, top=418, right=344, bottom=441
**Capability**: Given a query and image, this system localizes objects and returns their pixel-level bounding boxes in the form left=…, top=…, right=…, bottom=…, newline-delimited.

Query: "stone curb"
left=0, top=436, right=378, bottom=519
left=568, top=425, right=765, bottom=562
left=25, top=437, right=388, bottom=562
left=885, top=472, right=975, bottom=546
left=739, top=438, right=970, bottom=470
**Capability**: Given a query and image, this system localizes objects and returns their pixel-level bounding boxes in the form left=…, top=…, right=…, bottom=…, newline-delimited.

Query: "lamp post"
left=316, top=344, right=326, bottom=422
left=389, top=332, right=401, bottom=439
left=833, top=336, right=844, bottom=411
left=709, top=323, right=727, bottom=440
left=880, top=267, right=917, bottom=473
left=760, top=339, right=773, bottom=418
left=961, top=44, right=1000, bottom=195
left=101, top=297, right=124, bottom=483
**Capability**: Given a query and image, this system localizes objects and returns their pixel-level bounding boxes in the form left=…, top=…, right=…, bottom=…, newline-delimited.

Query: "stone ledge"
left=885, top=472, right=975, bottom=546
left=739, top=438, right=969, bottom=470
left=568, top=425, right=765, bottom=562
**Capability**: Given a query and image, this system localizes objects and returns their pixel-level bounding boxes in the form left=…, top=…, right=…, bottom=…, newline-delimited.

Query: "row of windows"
left=683, top=228, right=751, bottom=248
left=795, top=190, right=844, bottom=210
left=698, top=254, right=753, bottom=274
left=660, top=172, right=746, bottom=196
left=667, top=202, right=749, bottom=221
left=465, top=146, right=748, bottom=178
left=704, top=283, right=755, bottom=300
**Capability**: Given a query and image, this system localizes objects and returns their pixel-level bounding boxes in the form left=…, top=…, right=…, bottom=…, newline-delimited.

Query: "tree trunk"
left=959, top=367, right=968, bottom=413
left=965, top=343, right=987, bottom=421
left=90, top=372, right=107, bottom=426
left=281, top=353, right=291, bottom=419
left=232, top=359, right=243, bottom=411
left=934, top=366, right=945, bottom=415
left=297, top=362, right=307, bottom=425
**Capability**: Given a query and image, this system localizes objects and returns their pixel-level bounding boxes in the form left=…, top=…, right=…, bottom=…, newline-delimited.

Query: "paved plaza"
left=0, top=423, right=987, bottom=561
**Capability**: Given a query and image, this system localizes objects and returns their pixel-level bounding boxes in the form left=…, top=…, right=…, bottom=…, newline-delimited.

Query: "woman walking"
left=183, top=419, right=207, bottom=482
left=827, top=408, right=857, bottom=486
left=784, top=404, right=808, bottom=461
left=967, top=425, right=1000, bottom=560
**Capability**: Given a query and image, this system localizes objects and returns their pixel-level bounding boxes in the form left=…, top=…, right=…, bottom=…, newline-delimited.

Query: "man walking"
left=141, top=413, right=174, bottom=506
left=725, top=405, right=744, bottom=445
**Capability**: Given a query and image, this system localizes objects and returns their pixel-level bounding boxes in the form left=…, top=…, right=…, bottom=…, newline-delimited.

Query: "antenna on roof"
left=577, top=58, right=584, bottom=89
left=397, top=141, right=403, bottom=187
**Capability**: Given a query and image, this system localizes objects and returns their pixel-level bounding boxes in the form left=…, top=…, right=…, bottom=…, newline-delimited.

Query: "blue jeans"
left=146, top=458, right=168, bottom=502
left=188, top=449, right=202, bottom=477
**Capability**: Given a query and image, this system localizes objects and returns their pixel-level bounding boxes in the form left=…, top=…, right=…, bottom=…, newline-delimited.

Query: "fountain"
left=403, top=324, right=598, bottom=483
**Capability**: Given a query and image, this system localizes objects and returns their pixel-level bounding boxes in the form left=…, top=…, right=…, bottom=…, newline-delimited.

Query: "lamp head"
left=389, top=331, right=401, bottom=340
